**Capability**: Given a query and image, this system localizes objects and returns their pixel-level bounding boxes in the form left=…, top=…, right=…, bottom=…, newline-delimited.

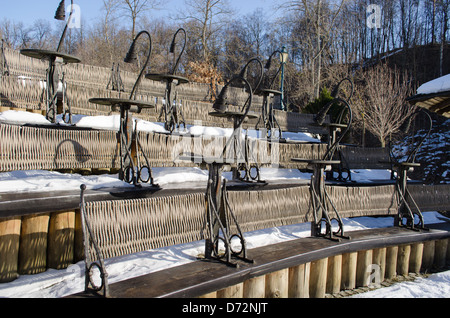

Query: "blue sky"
left=0, top=0, right=280, bottom=27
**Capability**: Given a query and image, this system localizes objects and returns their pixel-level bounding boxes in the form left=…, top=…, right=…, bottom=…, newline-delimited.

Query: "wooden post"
left=309, top=258, right=328, bottom=298
left=217, top=283, right=243, bottom=298
left=74, top=210, right=84, bottom=263
left=422, top=240, right=435, bottom=272
left=288, top=263, right=310, bottom=298
left=397, top=244, right=411, bottom=276
left=0, top=217, right=21, bottom=283
left=92, top=168, right=111, bottom=175
left=326, top=255, right=342, bottom=295
left=372, top=248, right=386, bottom=282
left=243, top=276, right=266, bottom=298
left=18, top=214, right=50, bottom=275
left=74, top=168, right=92, bottom=176
left=385, top=246, right=398, bottom=280
left=47, top=211, right=76, bottom=269
left=27, top=109, right=43, bottom=114
left=265, top=268, right=289, bottom=298
left=447, top=238, right=450, bottom=263
left=341, top=252, right=357, bottom=290
left=356, top=249, right=373, bottom=287
left=198, top=291, right=217, bottom=298
left=434, top=239, right=448, bottom=269
left=409, top=243, right=424, bottom=274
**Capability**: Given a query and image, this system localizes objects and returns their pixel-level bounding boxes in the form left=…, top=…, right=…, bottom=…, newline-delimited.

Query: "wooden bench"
left=69, top=222, right=450, bottom=298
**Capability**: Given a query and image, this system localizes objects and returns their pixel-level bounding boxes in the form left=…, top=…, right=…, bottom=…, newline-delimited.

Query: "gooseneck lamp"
left=124, top=30, right=153, bottom=100
left=238, top=57, right=263, bottom=93
left=55, top=0, right=75, bottom=52
left=169, top=28, right=187, bottom=75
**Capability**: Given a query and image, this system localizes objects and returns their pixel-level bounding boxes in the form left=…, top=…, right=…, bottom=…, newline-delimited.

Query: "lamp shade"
left=280, top=52, right=288, bottom=64
left=315, top=101, right=334, bottom=125
left=54, top=0, right=66, bottom=20
left=238, top=66, right=248, bottom=80
left=169, top=38, right=176, bottom=54
left=212, top=85, right=229, bottom=113
left=280, top=46, right=288, bottom=63
left=124, top=41, right=138, bottom=63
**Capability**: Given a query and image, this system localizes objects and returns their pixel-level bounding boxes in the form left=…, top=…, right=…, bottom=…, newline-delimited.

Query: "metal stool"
left=146, top=73, right=189, bottom=132
left=20, top=1, right=81, bottom=124
left=394, top=110, right=433, bottom=231
left=292, top=98, right=353, bottom=241
left=89, top=98, right=156, bottom=186
left=178, top=70, right=259, bottom=266
left=146, top=28, right=189, bottom=133
left=20, top=49, right=80, bottom=124
left=90, top=30, right=157, bottom=186
left=255, top=88, right=283, bottom=140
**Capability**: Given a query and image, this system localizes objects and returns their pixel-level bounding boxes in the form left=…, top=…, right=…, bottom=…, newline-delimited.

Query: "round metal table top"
left=324, top=123, right=349, bottom=129
left=208, top=111, right=259, bottom=120
left=89, top=98, right=156, bottom=109
left=20, top=49, right=81, bottom=64
left=291, top=158, right=341, bottom=165
left=395, top=162, right=421, bottom=168
left=178, top=154, right=246, bottom=165
left=145, top=73, right=190, bottom=84
left=256, top=88, right=282, bottom=96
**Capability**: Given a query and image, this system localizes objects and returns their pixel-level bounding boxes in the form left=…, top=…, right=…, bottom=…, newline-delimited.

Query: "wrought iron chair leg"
left=201, top=165, right=253, bottom=267
left=324, top=188, right=350, bottom=239
left=405, top=188, right=428, bottom=230
left=203, top=176, right=236, bottom=267
left=79, top=185, right=109, bottom=297
left=310, top=178, right=339, bottom=241
left=222, top=180, right=253, bottom=263
left=134, top=129, right=158, bottom=186
left=310, top=172, right=349, bottom=242
left=395, top=182, right=428, bottom=231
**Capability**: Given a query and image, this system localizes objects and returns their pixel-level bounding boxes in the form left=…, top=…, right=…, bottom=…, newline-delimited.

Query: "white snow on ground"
left=417, top=73, right=450, bottom=95
left=351, top=270, right=450, bottom=298
left=0, top=110, right=52, bottom=126
left=347, top=169, right=392, bottom=182
left=0, top=170, right=135, bottom=193
left=0, top=110, right=448, bottom=298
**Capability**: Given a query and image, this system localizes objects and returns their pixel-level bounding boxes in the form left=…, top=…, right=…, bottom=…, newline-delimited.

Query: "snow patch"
left=417, top=74, right=450, bottom=95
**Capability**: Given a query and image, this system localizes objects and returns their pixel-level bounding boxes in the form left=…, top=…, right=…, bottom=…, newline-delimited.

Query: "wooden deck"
left=69, top=222, right=450, bottom=298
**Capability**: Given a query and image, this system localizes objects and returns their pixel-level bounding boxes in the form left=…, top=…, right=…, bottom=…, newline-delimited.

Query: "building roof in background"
left=408, top=73, right=450, bottom=118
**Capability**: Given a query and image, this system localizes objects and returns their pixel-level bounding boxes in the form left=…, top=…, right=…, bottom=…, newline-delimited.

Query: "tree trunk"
left=314, top=0, right=322, bottom=99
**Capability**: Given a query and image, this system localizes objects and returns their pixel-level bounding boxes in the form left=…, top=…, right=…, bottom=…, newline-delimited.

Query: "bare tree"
left=244, top=8, right=269, bottom=58
left=30, top=19, right=53, bottom=49
left=353, top=64, right=416, bottom=148
left=119, top=0, right=162, bottom=39
left=139, top=16, right=176, bottom=73
left=221, top=18, right=252, bottom=77
left=178, top=0, right=233, bottom=62
left=280, top=0, right=346, bottom=99
left=0, top=19, right=32, bottom=49
left=100, top=0, right=121, bottom=64
left=103, top=0, right=120, bottom=43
